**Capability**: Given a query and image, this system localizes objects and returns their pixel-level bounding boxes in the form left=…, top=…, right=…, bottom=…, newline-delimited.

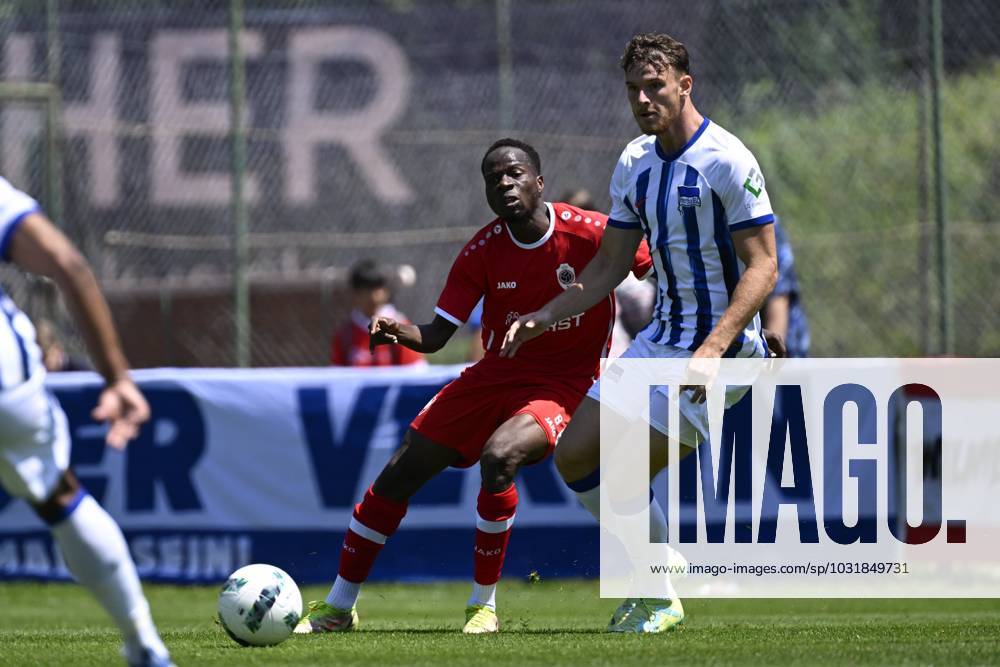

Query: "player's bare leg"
left=554, top=396, right=687, bottom=633
left=297, top=430, right=461, bottom=634
left=464, top=413, right=550, bottom=634
left=31, top=470, right=173, bottom=667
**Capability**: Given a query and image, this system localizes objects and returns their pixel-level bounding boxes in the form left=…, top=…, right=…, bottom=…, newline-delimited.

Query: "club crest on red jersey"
left=556, top=263, right=576, bottom=289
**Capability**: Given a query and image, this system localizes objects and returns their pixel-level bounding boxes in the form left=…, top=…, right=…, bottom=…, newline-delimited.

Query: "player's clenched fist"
left=500, top=309, right=554, bottom=358
left=369, top=316, right=401, bottom=351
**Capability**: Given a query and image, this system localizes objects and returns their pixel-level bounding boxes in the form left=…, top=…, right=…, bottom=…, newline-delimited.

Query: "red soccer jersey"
left=331, top=305, right=426, bottom=367
left=435, top=202, right=652, bottom=382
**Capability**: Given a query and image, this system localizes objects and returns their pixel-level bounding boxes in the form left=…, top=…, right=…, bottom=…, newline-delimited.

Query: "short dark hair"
left=620, top=33, right=690, bottom=76
left=481, top=138, right=541, bottom=176
left=349, top=258, right=386, bottom=290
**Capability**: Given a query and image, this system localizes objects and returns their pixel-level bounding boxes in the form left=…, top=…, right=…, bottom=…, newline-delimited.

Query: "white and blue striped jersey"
left=607, top=118, right=774, bottom=358
left=0, top=177, right=44, bottom=389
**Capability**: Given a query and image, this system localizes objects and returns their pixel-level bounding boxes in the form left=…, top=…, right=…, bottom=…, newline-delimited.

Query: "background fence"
left=0, top=0, right=997, bottom=366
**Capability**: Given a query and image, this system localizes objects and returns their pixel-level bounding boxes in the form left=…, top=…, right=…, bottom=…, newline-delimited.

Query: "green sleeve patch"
left=743, top=167, right=764, bottom=198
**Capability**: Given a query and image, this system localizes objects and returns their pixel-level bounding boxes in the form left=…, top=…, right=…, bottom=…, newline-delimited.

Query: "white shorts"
left=0, top=372, right=71, bottom=503
left=587, top=335, right=750, bottom=446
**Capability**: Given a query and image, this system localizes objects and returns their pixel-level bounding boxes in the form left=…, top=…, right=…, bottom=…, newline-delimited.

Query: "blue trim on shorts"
left=46, top=488, right=88, bottom=526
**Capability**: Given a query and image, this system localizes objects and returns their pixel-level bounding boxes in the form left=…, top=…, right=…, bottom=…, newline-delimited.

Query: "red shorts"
left=410, top=364, right=590, bottom=468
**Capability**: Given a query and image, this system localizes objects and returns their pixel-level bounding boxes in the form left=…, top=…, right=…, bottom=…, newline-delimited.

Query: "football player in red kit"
left=295, top=138, right=651, bottom=635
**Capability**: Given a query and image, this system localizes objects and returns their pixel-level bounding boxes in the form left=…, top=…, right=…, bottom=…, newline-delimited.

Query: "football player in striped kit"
left=502, top=33, right=781, bottom=633
left=0, top=177, right=172, bottom=666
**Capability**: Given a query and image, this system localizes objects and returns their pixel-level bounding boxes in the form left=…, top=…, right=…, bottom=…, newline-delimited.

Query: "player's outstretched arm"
left=8, top=212, right=149, bottom=448
left=370, top=314, right=458, bottom=354
left=500, top=225, right=644, bottom=358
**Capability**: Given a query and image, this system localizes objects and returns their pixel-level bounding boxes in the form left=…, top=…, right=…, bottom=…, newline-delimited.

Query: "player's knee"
left=31, top=469, right=81, bottom=525
left=480, top=443, right=519, bottom=491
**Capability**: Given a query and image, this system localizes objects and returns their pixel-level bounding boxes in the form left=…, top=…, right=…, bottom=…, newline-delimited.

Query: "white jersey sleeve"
left=607, top=147, right=642, bottom=230
left=715, top=147, right=774, bottom=231
left=0, top=177, right=41, bottom=261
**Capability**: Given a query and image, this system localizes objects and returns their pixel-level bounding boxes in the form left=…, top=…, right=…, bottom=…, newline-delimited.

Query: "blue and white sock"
left=567, top=469, right=676, bottom=597
left=566, top=468, right=669, bottom=536
left=50, top=491, right=169, bottom=662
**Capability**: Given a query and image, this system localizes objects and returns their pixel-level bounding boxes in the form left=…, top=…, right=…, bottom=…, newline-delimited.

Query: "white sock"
left=575, top=486, right=660, bottom=524
left=648, top=498, right=681, bottom=599
left=576, top=485, right=678, bottom=600
left=468, top=581, right=497, bottom=609
left=649, top=497, right=668, bottom=542
left=51, top=494, right=168, bottom=661
left=326, top=576, right=361, bottom=610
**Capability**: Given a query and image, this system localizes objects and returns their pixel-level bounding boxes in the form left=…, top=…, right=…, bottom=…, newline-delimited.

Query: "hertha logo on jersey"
left=556, top=263, right=576, bottom=289
left=677, top=185, right=702, bottom=211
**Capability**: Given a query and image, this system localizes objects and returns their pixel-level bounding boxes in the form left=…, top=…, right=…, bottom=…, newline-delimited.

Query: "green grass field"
left=2, top=581, right=999, bottom=666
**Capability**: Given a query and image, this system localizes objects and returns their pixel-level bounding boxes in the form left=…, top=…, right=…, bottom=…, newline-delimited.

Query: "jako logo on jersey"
left=497, top=281, right=517, bottom=290
left=556, top=263, right=576, bottom=289
left=677, top=185, right=702, bottom=211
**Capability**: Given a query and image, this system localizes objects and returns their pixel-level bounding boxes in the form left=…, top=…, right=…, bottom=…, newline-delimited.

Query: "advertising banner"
left=0, top=367, right=596, bottom=584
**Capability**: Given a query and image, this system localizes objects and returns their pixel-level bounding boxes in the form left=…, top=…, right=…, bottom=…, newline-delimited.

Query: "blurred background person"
left=35, top=318, right=91, bottom=372
left=560, top=189, right=656, bottom=359
left=761, top=219, right=810, bottom=357
left=330, top=259, right=426, bottom=367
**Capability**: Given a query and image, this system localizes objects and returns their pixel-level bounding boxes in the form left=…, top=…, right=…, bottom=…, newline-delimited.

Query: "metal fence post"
left=496, top=0, right=513, bottom=131
left=930, top=0, right=951, bottom=354
left=229, top=0, right=250, bottom=367
left=45, top=0, right=63, bottom=229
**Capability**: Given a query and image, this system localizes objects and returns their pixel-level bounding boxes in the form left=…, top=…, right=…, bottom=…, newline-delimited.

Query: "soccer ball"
left=217, top=563, right=302, bottom=646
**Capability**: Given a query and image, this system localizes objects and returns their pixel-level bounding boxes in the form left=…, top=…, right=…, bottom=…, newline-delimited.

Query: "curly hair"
left=620, top=33, right=690, bottom=76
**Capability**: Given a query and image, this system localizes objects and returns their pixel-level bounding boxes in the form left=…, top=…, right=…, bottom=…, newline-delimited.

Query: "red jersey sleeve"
left=579, top=206, right=653, bottom=281
left=435, top=236, right=487, bottom=326
left=631, top=238, right=654, bottom=280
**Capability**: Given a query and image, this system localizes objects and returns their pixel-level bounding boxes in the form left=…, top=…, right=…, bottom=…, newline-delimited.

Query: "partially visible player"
left=330, top=258, right=426, bottom=367
left=0, top=177, right=173, bottom=666
left=296, top=138, right=651, bottom=635
left=762, top=218, right=810, bottom=357
left=502, top=33, right=779, bottom=633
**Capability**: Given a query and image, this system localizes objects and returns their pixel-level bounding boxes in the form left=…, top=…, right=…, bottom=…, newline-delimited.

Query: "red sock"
left=338, top=485, right=408, bottom=583
left=473, top=484, right=518, bottom=585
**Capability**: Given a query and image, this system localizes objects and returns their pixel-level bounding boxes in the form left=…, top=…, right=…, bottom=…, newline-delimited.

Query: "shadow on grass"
left=292, top=628, right=612, bottom=636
